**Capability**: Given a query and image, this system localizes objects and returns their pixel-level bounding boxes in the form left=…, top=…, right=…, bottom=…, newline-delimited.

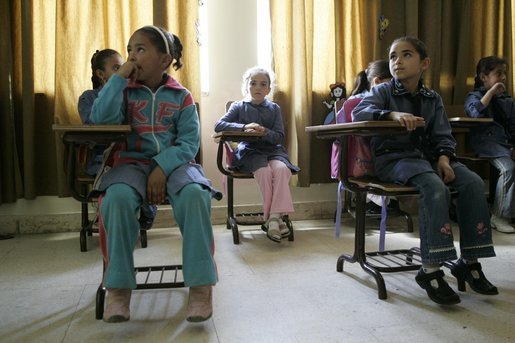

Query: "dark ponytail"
left=90, top=49, right=120, bottom=89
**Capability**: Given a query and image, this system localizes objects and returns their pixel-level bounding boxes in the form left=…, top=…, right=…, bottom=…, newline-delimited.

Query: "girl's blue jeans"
left=408, top=164, right=495, bottom=263
left=490, top=156, right=515, bottom=218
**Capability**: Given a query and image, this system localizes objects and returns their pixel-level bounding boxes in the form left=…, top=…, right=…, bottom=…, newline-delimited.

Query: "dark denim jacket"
left=464, top=89, right=515, bottom=158
left=352, top=79, right=458, bottom=184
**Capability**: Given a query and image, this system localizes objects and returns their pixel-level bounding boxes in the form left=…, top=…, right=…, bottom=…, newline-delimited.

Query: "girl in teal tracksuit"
left=90, top=26, right=219, bottom=324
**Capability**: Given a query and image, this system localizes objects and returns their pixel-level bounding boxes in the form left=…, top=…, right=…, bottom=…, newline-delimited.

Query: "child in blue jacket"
left=465, top=56, right=515, bottom=233
left=353, top=36, right=497, bottom=305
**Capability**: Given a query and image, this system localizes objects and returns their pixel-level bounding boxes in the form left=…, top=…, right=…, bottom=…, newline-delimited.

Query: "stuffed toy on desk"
left=323, top=82, right=346, bottom=125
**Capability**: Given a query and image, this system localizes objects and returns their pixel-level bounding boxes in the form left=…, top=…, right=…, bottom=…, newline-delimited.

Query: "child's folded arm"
left=214, top=102, right=245, bottom=132
left=464, top=92, right=487, bottom=118
left=352, top=85, right=392, bottom=121
left=90, top=74, right=128, bottom=124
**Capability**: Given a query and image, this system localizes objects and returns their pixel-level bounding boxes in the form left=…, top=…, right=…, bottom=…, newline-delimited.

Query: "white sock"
left=422, top=264, right=440, bottom=288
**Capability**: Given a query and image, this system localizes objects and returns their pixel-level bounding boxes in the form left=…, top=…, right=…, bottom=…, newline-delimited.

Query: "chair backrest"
left=223, top=101, right=237, bottom=167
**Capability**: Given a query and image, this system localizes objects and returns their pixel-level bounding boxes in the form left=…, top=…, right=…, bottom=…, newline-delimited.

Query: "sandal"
left=279, top=219, right=290, bottom=238
left=265, top=218, right=282, bottom=243
left=415, top=268, right=460, bottom=305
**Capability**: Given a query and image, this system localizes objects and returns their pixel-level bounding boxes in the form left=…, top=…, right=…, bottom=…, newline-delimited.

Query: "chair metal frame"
left=55, top=125, right=148, bottom=252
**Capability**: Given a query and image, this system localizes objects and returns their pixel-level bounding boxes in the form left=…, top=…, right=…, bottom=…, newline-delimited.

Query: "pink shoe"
left=103, top=288, right=131, bottom=323
left=186, top=285, right=213, bottom=322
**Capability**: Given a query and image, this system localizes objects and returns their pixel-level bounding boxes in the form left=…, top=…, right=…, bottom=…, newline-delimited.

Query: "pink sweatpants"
left=253, top=159, right=294, bottom=220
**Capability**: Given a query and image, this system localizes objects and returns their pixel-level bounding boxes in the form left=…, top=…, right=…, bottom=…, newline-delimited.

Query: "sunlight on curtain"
left=269, top=0, right=371, bottom=185
left=33, top=0, right=56, bottom=96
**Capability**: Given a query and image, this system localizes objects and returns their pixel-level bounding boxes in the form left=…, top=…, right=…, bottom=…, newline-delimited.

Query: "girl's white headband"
left=143, top=25, right=173, bottom=55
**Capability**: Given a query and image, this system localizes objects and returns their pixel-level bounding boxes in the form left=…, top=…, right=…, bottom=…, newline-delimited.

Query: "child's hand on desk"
left=147, top=165, right=167, bottom=204
left=389, top=112, right=425, bottom=131
left=437, top=155, right=455, bottom=184
left=243, top=123, right=265, bottom=133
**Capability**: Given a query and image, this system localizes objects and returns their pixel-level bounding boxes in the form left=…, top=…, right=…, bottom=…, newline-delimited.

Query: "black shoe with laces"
left=415, top=268, right=461, bottom=305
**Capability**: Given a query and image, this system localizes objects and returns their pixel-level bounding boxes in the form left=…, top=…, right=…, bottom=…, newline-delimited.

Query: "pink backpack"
left=330, top=97, right=374, bottom=179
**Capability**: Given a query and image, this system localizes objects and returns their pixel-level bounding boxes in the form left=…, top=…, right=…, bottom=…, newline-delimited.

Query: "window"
left=257, top=0, right=272, bottom=70
left=199, top=1, right=209, bottom=94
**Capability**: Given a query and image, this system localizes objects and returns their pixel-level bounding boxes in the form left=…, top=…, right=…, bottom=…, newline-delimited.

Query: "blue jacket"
left=352, top=79, right=458, bottom=184
left=214, top=99, right=300, bottom=174
left=464, top=89, right=515, bottom=158
left=78, top=88, right=101, bottom=124
left=91, top=74, right=199, bottom=177
left=90, top=74, right=221, bottom=200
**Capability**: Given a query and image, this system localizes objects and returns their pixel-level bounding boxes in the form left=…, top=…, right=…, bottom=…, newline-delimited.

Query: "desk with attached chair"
left=307, top=121, right=424, bottom=300
left=53, top=124, right=149, bottom=251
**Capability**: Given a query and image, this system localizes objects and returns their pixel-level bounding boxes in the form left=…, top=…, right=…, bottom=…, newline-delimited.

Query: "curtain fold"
left=0, top=0, right=201, bottom=203
left=270, top=0, right=514, bottom=186
left=0, top=0, right=23, bottom=203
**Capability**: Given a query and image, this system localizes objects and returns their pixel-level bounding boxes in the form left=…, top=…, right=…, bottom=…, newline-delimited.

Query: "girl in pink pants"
left=214, top=67, right=300, bottom=243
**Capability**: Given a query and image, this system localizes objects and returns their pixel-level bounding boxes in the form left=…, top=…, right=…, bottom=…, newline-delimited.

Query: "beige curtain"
left=270, top=0, right=514, bottom=186
left=0, top=0, right=201, bottom=203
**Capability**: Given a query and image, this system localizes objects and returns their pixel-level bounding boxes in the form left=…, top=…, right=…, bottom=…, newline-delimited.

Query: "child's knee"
left=176, top=183, right=210, bottom=204
left=102, top=183, right=140, bottom=211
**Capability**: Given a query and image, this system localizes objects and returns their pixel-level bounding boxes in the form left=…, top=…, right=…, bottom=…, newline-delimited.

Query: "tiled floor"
left=0, top=217, right=514, bottom=343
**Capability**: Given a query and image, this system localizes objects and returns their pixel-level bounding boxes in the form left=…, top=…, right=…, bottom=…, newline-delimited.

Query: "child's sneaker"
left=491, top=215, right=515, bottom=233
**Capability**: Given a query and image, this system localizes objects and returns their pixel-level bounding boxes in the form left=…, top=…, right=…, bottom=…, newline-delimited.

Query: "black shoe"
left=415, top=268, right=461, bottom=305
left=139, top=204, right=158, bottom=230
left=366, top=202, right=382, bottom=215
left=449, top=259, right=498, bottom=295
left=387, top=199, right=399, bottom=211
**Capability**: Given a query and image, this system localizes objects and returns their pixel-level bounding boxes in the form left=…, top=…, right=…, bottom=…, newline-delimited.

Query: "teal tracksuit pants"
left=99, top=182, right=217, bottom=289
